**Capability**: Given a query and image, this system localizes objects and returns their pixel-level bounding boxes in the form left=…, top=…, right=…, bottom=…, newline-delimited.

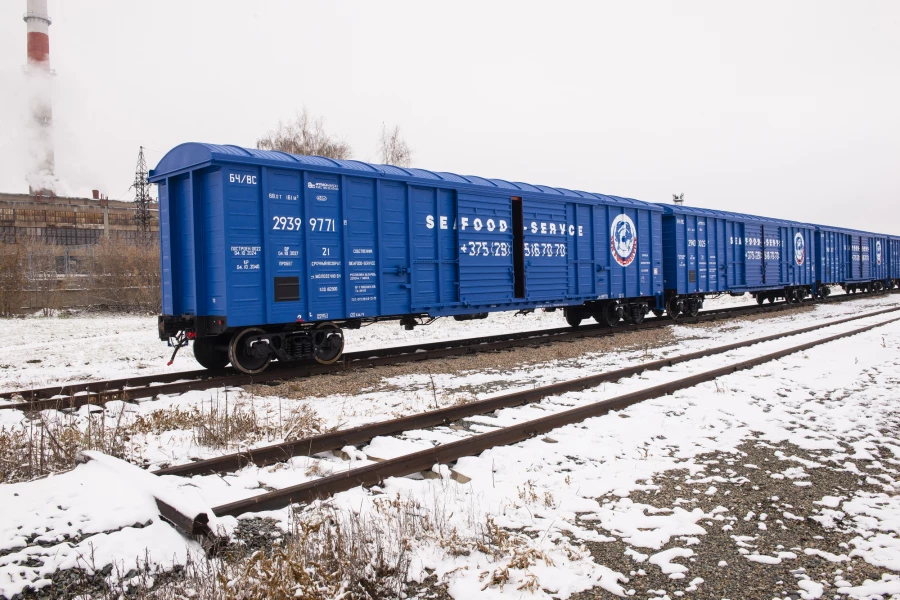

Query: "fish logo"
left=610, top=214, right=638, bottom=267
left=794, top=233, right=805, bottom=266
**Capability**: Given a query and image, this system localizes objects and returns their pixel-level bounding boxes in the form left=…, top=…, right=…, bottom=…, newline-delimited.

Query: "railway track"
left=2, top=290, right=896, bottom=413
left=143, top=307, right=899, bottom=531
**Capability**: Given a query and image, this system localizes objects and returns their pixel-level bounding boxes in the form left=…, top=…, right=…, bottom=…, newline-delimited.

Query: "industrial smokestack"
left=24, top=0, right=56, bottom=195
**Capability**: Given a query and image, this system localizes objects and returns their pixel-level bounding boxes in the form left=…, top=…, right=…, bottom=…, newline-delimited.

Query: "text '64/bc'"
left=229, top=173, right=257, bottom=185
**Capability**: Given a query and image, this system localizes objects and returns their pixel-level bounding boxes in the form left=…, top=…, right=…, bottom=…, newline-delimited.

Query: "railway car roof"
left=150, top=142, right=662, bottom=210
left=660, top=204, right=812, bottom=227
left=808, top=223, right=892, bottom=237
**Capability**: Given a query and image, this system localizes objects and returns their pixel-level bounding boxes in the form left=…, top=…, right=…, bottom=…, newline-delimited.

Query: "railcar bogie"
left=220, top=323, right=347, bottom=373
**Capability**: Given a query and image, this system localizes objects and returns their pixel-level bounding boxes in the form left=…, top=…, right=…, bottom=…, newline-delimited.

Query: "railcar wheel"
left=629, top=307, right=645, bottom=325
left=602, top=302, right=621, bottom=327
left=228, top=328, right=272, bottom=374
left=313, top=322, right=345, bottom=365
left=688, top=304, right=700, bottom=318
left=193, top=337, right=230, bottom=370
left=756, top=295, right=765, bottom=305
left=666, top=297, right=681, bottom=320
left=652, top=309, right=665, bottom=319
left=565, top=311, right=583, bottom=327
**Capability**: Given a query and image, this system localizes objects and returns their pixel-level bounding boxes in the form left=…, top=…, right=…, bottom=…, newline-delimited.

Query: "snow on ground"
left=1, top=294, right=899, bottom=598
left=0, top=290, right=791, bottom=393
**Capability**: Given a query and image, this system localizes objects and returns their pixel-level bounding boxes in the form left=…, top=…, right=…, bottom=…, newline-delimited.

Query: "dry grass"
left=0, top=395, right=322, bottom=483
left=47, top=495, right=575, bottom=599
left=87, top=237, right=161, bottom=312
left=0, top=237, right=161, bottom=315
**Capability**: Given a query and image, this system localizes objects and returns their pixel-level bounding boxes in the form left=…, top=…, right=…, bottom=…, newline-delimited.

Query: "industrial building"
left=0, top=192, right=159, bottom=246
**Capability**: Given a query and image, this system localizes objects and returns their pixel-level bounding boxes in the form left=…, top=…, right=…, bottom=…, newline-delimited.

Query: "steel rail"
left=2, top=291, right=894, bottom=412
left=157, top=305, right=899, bottom=478
left=0, top=303, right=772, bottom=402
left=0, top=303, right=784, bottom=411
left=156, top=305, right=899, bottom=478
left=211, top=313, right=900, bottom=517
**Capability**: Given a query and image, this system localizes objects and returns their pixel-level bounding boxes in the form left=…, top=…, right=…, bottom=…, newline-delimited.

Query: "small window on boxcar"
left=274, top=276, right=300, bottom=302
left=689, top=269, right=696, bottom=283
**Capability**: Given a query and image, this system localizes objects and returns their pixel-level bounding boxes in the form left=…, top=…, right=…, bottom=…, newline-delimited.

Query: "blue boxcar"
left=658, top=205, right=816, bottom=315
left=814, top=226, right=892, bottom=294
left=150, top=143, right=664, bottom=372
left=890, top=235, right=900, bottom=287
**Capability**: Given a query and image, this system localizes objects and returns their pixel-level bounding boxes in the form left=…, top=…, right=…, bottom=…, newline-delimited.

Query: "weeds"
left=55, top=495, right=570, bottom=599
left=0, top=237, right=161, bottom=315
left=0, top=395, right=322, bottom=483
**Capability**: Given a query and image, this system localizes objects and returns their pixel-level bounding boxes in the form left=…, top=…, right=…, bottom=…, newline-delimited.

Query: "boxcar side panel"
left=604, top=206, right=627, bottom=298
left=695, top=216, right=708, bottom=292
left=408, top=185, right=462, bottom=311
left=198, top=169, right=226, bottom=317
left=304, top=172, right=344, bottom=321
left=344, top=177, right=379, bottom=319
left=816, top=229, right=842, bottom=285
left=661, top=214, right=678, bottom=294
left=158, top=180, right=173, bottom=316
left=223, top=166, right=265, bottom=327
left=785, top=226, right=814, bottom=287
left=410, top=185, right=440, bottom=310
left=438, top=189, right=460, bottom=304
left=872, top=235, right=889, bottom=281
left=762, top=224, right=782, bottom=286
left=637, top=210, right=663, bottom=298
left=263, top=168, right=305, bottom=325
left=171, top=175, right=196, bottom=317
left=458, top=192, right=514, bottom=305
left=849, top=233, right=870, bottom=281
left=727, top=220, right=746, bottom=288
left=573, top=203, right=595, bottom=298
left=378, top=181, right=411, bottom=316
left=521, top=197, right=570, bottom=301
left=689, top=215, right=700, bottom=292
left=662, top=213, right=728, bottom=295
left=593, top=205, right=611, bottom=299
left=743, top=222, right=764, bottom=288
left=891, top=237, right=900, bottom=280
left=602, top=206, right=655, bottom=299
left=710, top=218, right=726, bottom=291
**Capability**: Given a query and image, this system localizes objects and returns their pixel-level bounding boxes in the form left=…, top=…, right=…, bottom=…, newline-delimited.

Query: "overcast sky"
left=1, top=1, right=898, bottom=232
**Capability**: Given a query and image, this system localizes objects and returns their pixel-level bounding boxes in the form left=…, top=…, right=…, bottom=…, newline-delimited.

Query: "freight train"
left=150, top=143, right=900, bottom=373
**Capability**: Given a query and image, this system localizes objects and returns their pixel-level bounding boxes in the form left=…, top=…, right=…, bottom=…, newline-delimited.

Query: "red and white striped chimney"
left=24, top=0, right=56, bottom=195
left=25, top=0, right=51, bottom=66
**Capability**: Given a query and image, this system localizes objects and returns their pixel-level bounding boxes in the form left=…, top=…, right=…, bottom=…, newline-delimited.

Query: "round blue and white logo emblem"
left=875, top=240, right=883, bottom=266
left=794, top=232, right=805, bottom=266
left=610, top=214, right=638, bottom=267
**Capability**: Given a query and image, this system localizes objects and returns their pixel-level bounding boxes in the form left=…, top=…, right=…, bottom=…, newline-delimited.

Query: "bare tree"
left=257, top=108, right=352, bottom=159
left=377, top=123, right=413, bottom=167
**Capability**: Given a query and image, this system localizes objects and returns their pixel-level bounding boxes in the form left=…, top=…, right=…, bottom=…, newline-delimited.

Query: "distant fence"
left=0, top=239, right=161, bottom=315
